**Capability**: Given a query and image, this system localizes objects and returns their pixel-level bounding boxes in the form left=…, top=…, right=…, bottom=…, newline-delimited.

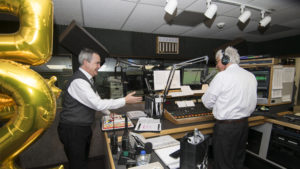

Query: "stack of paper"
left=146, top=135, right=180, bottom=150
left=134, top=117, right=161, bottom=132
left=127, top=110, right=147, bottom=119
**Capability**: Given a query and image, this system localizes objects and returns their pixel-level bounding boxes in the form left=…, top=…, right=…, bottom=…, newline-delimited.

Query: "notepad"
left=146, top=135, right=180, bottom=150
left=134, top=117, right=161, bottom=132
left=155, top=145, right=180, bottom=169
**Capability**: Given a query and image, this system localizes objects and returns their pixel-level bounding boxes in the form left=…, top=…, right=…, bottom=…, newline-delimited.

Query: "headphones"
left=221, top=50, right=230, bottom=65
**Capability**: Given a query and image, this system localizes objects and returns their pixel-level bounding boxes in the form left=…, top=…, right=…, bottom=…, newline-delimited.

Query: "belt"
left=216, top=117, right=248, bottom=124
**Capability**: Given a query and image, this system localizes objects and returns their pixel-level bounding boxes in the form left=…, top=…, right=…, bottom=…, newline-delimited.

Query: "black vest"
left=59, top=70, right=96, bottom=126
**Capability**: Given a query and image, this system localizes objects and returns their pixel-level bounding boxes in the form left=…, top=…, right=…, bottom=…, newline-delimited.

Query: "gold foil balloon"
left=0, top=0, right=53, bottom=66
left=0, top=94, right=16, bottom=121
left=0, top=60, right=61, bottom=169
left=0, top=0, right=62, bottom=168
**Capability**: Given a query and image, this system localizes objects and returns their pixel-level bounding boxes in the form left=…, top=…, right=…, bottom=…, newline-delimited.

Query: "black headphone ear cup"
left=221, top=51, right=230, bottom=65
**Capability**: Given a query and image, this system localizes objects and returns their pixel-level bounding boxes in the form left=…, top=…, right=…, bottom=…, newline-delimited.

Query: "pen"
left=137, top=123, right=141, bottom=130
left=157, top=124, right=160, bottom=131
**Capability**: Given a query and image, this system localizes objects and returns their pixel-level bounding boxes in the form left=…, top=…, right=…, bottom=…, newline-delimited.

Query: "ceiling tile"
left=53, top=0, right=83, bottom=25
left=223, top=7, right=261, bottom=21
left=185, top=0, right=207, bottom=13
left=214, top=2, right=239, bottom=15
left=139, top=0, right=165, bottom=7
left=83, top=0, right=136, bottom=29
left=177, top=0, right=198, bottom=9
left=140, top=0, right=195, bottom=9
left=271, top=7, right=300, bottom=25
left=250, top=0, right=300, bottom=11
left=182, top=15, right=238, bottom=38
left=212, top=20, right=259, bottom=39
left=51, top=0, right=300, bottom=42
left=280, top=18, right=300, bottom=29
left=154, top=24, right=193, bottom=35
left=186, top=1, right=239, bottom=17
left=122, top=0, right=139, bottom=3
left=122, top=4, right=166, bottom=33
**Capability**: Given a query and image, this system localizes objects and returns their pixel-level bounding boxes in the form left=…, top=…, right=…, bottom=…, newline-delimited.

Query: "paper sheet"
left=176, top=100, right=195, bottom=108
left=193, top=84, right=209, bottom=94
left=272, top=67, right=283, bottom=89
left=282, top=94, right=291, bottom=102
left=181, top=85, right=194, bottom=95
left=134, top=117, right=161, bottom=132
left=153, top=70, right=181, bottom=90
left=283, top=67, right=295, bottom=83
left=155, top=145, right=180, bottom=169
left=147, top=135, right=180, bottom=150
left=271, top=89, right=282, bottom=98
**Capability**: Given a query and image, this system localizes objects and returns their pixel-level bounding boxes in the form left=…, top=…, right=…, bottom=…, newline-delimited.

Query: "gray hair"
left=78, top=48, right=97, bottom=65
left=216, top=46, right=240, bottom=64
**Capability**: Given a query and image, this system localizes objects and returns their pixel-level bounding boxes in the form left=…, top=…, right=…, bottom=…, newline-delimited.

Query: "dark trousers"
left=58, top=123, right=92, bottom=169
left=213, top=119, right=248, bottom=169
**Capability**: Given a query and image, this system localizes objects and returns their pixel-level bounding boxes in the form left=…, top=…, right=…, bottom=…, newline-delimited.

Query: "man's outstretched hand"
left=125, top=91, right=142, bottom=104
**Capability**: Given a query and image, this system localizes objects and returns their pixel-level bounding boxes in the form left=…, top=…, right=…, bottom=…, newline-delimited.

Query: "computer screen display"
left=182, top=68, right=202, bottom=85
left=245, top=67, right=270, bottom=104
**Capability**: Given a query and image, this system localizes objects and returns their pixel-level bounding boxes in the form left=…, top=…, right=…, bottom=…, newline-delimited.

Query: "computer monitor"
left=182, top=68, right=202, bottom=85
left=245, top=67, right=270, bottom=104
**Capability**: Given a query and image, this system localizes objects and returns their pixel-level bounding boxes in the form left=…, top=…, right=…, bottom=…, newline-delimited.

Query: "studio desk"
left=103, top=114, right=269, bottom=169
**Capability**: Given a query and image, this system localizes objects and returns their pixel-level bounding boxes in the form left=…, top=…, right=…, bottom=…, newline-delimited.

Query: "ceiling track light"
left=238, top=5, right=251, bottom=23
left=260, top=10, right=271, bottom=27
left=164, top=0, right=178, bottom=15
left=219, top=0, right=272, bottom=27
left=204, top=0, right=217, bottom=19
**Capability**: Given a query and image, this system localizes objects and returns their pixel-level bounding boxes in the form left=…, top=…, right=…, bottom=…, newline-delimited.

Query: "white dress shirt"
left=202, top=64, right=257, bottom=120
left=67, top=68, right=125, bottom=115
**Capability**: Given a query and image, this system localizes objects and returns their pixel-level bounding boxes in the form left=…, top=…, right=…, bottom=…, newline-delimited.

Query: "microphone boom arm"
left=162, top=56, right=209, bottom=104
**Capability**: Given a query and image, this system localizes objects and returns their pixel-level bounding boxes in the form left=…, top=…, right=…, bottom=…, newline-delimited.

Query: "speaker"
left=59, top=20, right=109, bottom=71
left=221, top=50, right=230, bottom=65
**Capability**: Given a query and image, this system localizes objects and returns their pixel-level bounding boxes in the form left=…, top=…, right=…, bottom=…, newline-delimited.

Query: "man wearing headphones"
left=202, top=46, right=257, bottom=169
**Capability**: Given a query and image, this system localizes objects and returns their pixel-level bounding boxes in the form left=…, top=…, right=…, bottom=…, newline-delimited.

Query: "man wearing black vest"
left=58, top=48, right=142, bottom=169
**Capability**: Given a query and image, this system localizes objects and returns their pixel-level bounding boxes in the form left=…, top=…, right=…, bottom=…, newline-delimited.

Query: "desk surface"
left=104, top=104, right=300, bottom=169
left=104, top=115, right=265, bottom=169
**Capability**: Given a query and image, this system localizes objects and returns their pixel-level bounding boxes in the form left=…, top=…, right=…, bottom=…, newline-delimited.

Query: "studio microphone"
left=144, top=142, right=153, bottom=154
left=202, top=65, right=209, bottom=80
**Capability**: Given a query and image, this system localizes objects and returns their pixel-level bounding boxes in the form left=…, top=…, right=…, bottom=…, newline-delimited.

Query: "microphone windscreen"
left=144, top=142, right=153, bottom=154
